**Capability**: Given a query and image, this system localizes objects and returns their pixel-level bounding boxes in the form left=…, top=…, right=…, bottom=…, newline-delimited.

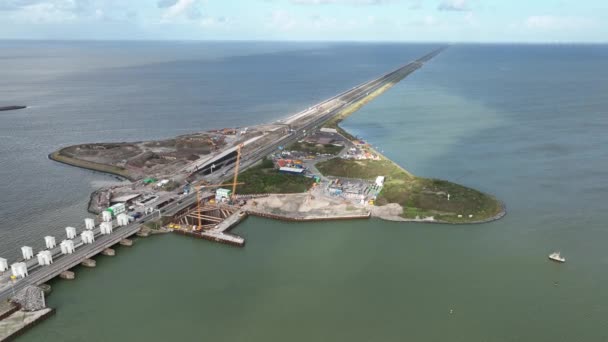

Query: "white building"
left=375, top=176, right=385, bottom=187
left=320, top=127, right=338, bottom=134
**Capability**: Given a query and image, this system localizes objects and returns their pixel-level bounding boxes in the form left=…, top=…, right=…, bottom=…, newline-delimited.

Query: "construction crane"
left=232, top=143, right=244, bottom=199
left=189, top=143, right=245, bottom=231
left=194, top=181, right=244, bottom=231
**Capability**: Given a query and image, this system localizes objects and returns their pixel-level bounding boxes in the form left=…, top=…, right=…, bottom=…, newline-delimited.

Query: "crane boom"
left=192, top=143, right=245, bottom=230
left=232, top=144, right=244, bottom=197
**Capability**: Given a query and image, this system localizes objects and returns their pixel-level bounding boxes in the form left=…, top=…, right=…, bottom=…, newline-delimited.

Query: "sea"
left=1, top=41, right=608, bottom=341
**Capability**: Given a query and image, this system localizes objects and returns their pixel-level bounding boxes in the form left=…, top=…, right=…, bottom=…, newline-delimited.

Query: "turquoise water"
left=3, top=43, right=608, bottom=341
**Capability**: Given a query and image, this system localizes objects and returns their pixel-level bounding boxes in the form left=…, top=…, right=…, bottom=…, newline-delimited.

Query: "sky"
left=1, top=0, right=607, bottom=42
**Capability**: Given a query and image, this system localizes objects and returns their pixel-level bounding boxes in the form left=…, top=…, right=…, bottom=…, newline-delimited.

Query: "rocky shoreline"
left=372, top=201, right=507, bottom=224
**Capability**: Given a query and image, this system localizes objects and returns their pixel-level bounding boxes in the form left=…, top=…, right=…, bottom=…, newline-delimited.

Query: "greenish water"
left=21, top=218, right=606, bottom=342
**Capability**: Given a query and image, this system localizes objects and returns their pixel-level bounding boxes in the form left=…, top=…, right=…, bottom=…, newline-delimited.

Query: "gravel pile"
left=11, top=286, right=46, bottom=311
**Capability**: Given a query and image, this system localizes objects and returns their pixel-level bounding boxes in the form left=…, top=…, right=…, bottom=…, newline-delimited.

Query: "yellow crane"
left=192, top=144, right=245, bottom=230
left=232, top=143, right=244, bottom=199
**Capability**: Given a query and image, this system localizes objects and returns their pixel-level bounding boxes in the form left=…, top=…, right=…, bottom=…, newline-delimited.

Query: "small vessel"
left=548, top=251, right=566, bottom=263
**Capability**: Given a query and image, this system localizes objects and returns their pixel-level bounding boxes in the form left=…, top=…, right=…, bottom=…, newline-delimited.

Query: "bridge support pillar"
left=81, top=259, right=96, bottom=268
left=120, top=239, right=133, bottom=247
left=136, top=228, right=150, bottom=238
left=38, top=284, right=52, bottom=295
left=102, top=248, right=115, bottom=256
left=60, top=270, right=75, bottom=280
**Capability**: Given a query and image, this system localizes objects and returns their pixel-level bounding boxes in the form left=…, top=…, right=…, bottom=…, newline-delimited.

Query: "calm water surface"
left=2, top=42, right=608, bottom=341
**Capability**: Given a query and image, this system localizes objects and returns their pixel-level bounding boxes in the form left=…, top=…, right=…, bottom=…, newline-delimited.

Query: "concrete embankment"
left=0, top=308, right=55, bottom=341
left=48, top=150, right=134, bottom=181
left=247, top=210, right=370, bottom=222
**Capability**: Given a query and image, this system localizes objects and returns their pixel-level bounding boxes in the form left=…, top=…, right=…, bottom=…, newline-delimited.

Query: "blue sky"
left=1, top=0, right=607, bottom=42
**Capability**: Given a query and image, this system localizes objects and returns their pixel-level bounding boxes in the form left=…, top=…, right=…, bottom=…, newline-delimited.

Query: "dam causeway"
left=0, top=47, right=446, bottom=340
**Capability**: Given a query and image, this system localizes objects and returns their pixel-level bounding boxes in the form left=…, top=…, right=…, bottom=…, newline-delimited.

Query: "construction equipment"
left=188, top=143, right=245, bottom=231
left=194, top=181, right=244, bottom=231
left=232, top=143, right=244, bottom=199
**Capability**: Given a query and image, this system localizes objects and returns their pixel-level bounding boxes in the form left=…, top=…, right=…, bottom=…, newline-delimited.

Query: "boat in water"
left=548, top=251, right=566, bottom=263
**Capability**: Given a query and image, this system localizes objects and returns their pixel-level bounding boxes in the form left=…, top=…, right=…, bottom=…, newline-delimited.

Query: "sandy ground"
left=244, top=192, right=370, bottom=219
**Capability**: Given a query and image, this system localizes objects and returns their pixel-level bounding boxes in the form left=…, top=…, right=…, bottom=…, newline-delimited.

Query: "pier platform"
left=0, top=308, right=55, bottom=341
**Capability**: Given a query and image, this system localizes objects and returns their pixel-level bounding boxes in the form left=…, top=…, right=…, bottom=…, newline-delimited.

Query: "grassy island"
left=316, top=158, right=503, bottom=223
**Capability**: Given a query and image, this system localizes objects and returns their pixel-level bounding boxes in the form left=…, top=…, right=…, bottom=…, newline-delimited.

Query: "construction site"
left=0, top=47, right=508, bottom=340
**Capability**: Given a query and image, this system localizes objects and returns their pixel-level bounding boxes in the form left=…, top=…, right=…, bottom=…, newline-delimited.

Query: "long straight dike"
left=2, top=47, right=446, bottom=304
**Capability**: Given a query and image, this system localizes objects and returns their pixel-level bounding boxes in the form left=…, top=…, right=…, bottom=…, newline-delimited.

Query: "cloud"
left=291, top=0, right=393, bottom=5
left=161, top=0, right=196, bottom=20
left=0, top=0, right=90, bottom=12
left=0, top=0, right=45, bottom=11
left=200, top=16, right=228, bottom=28
left=0, top=0, right=138, bottom=22
left=270, top=10, right=297, bottom=30
left=524, top=15, right=596, bottom=31
left=0, top=0, right=98, bottom=22
left=438, top=0, right=469, bottom=11
left=406, top=14, right=439, bottom=27
left=157, top=0, right=178, bottom=8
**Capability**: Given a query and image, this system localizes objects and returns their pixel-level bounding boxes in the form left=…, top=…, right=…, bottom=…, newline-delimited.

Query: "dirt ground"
left=59, top=132, right=232, bottom=180
left=244, top=192, right=370, bottom=219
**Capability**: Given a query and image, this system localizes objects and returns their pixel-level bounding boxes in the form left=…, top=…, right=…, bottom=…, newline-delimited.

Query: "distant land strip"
left=0, top=105, right=27, bottom=111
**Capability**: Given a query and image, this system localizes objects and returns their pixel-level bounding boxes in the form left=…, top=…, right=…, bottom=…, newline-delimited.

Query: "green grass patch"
left=316, top=157, right=502, bottom=222
left=287, top=141, right=344, bottom=155
left=316, top=158, right=407, bottom=180
left=236, top=158, right=314, bottom=194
